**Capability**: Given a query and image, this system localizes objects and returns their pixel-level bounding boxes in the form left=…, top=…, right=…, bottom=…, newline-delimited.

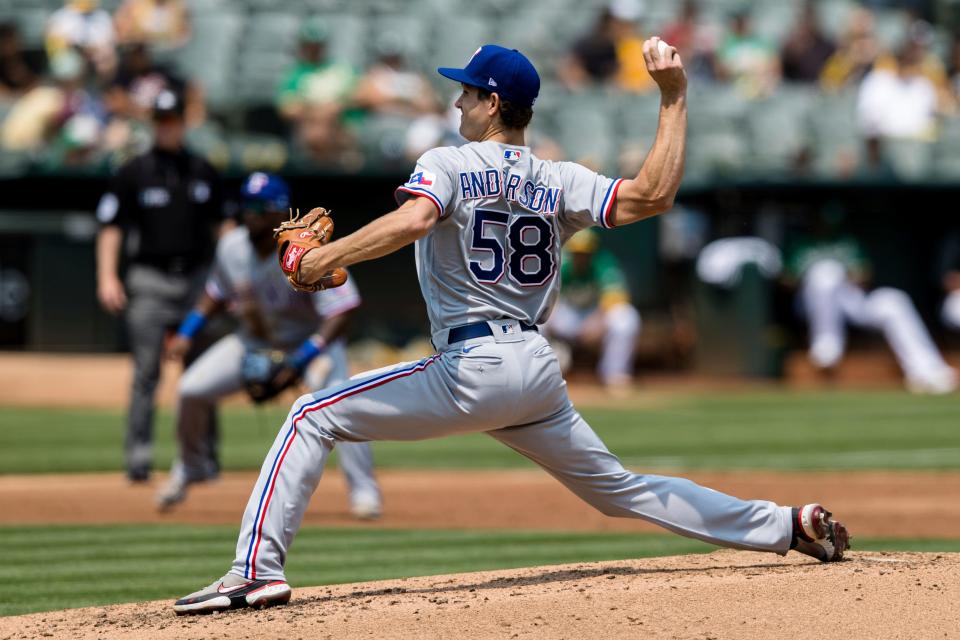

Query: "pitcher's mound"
left=4, top=550, right=958, bottom=639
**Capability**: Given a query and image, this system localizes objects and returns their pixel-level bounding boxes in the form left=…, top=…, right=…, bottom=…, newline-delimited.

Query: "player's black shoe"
left=790, top=503, right=851, bottom=562
left=173, top=574, right=291, bottom=615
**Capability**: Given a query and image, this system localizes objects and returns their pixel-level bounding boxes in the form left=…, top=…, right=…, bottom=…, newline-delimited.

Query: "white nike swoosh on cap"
left=217, top=581, right=252, bottom=594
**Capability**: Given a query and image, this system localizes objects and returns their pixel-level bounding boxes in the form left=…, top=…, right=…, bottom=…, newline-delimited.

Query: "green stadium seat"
left=686, top=126, right=750, bottom=179
left=686, top=84, right=748, bottom=136
left=552, top=91, right=618, bottom=173
left=934, top=117, right=960, bottom=179
left=882, top=138, right=934, bottom=181
left=322, top=13, right=366, bottom=69
left=0, top=149, right=29, bottom=177
left=752, top=2, right=799, bottom=44
left=171, top=12, right=245, bottom=114
left=815, top=0, right=860, bottom=41
left=352, top=113, right=413, bottom=166
left=12, top=9, right=48, bottom=47
left=615, top=92, right=662, bottom=143
left=809, top=89, right=860, bottom=178
left=367, top=14, right=431, bottom=69
left=431, top=15, right=495, bottom=69
left=872, top=9, right=910, bottom=52
left=746, top=83, right=816, bottom=172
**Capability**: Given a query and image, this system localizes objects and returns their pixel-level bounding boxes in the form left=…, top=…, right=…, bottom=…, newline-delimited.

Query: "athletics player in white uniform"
left=173, top=42, right=849, bottom=614
left=160, top=173, right=381, bottom=518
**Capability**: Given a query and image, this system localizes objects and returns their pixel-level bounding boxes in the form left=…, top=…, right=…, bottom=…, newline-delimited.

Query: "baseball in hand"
left=657, top=39, right=672, bottom=59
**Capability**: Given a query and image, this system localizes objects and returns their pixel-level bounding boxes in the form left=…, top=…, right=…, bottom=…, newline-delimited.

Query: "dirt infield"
left=2, top=469, right=959, bottom=538
left=1, top=550, right=957, bottom=639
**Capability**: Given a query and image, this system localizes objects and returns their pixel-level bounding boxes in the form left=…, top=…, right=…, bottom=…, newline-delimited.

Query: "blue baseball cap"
left=241, top=172, right=290, bottom=213
left=438, top=44, right=540, bottom=107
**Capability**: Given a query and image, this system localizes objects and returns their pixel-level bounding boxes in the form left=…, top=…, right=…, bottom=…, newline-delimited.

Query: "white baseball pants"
left=800, top=260, right=954, bottom=387
left=546, top=300, right=641, bottom=383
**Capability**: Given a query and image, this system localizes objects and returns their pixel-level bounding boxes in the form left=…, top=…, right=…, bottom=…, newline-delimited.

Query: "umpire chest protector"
left=106, top=147, right=222, bottom=273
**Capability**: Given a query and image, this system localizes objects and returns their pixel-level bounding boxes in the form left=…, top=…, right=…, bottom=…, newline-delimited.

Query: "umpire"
left=95, top=88, right=225, bottom=482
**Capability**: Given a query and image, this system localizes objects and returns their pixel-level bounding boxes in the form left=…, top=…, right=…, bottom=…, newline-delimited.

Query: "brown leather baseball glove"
left=274, top=207, right=348, bottom=293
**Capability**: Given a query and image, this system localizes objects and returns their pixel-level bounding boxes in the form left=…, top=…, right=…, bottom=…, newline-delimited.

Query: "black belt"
left=448, top=320, right=538, bottom=344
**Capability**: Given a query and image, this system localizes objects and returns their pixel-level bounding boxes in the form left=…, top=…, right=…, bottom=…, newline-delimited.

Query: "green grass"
left=2, top=390, right=959, bottom=473
left=1, top=524, right=958, bottom=617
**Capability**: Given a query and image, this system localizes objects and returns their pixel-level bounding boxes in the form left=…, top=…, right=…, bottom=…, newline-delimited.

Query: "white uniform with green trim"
left=230, top=141, right=794, bottom=581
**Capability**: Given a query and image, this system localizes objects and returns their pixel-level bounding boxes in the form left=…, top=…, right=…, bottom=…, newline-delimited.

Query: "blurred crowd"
left=0, top=0, right=959, bottom=179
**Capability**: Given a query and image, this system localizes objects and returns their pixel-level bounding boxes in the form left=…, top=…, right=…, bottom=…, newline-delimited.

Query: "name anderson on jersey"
left=455, top=168, right=561, bottom=215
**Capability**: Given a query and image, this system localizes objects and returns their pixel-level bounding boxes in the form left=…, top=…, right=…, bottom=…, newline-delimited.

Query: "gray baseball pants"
left=229, top=319, right=792, bottom=581
left=176, top=333, right=380, bottom=504
left=124, top=264, right=211, bottom=477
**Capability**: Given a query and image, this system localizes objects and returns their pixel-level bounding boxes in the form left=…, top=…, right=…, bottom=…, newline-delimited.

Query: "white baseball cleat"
left=350, top=493, right=383, bottom=520
left=905, top=367, right=958, bottom=395
left=173, top=573, right=291, bottom=615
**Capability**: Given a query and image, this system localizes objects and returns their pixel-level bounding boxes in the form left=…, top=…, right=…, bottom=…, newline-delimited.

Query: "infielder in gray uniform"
left=160, top=172, right=381, bottom=519
left=173, top=41, right=849, bottom=615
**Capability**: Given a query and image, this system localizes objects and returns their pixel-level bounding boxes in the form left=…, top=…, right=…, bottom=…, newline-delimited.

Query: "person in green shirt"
left=544, top=229, right=641, bottom=389
left=783, top=215, right=956, bottom=394
left=276, top=18, right=358, bottom=161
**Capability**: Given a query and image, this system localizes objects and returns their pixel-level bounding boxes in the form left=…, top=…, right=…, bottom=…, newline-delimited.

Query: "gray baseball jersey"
left=207, top=227, right=361, bottom=350
left=395, top=141, right=623, bottom=333
left=171, top=228, right=379, bottom=512
left=227, top=141, right=793, bottom=582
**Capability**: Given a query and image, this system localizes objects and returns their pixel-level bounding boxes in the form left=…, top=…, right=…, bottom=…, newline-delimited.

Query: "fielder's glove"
left=274, top=207, right=348, bottom=293
left=241, top=349, right=300, bottom=404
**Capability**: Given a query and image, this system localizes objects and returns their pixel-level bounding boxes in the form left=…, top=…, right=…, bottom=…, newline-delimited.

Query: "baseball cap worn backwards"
left=438, top=45, right=540, bottom=107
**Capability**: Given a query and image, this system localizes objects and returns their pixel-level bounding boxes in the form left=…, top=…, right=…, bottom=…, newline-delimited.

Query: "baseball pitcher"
left=159, top=172, right=382, bottom=519
left=173, top=42, right=849, bottom=615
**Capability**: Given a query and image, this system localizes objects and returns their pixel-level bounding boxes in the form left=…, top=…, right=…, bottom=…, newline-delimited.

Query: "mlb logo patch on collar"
left=504, top=149, right=522, bottom=162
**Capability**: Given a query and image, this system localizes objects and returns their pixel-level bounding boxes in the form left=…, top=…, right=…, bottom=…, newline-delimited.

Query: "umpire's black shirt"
left=96, top=147, right=223, bottom=274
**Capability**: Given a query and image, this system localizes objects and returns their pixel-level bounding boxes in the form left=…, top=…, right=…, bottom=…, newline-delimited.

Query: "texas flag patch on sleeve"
left=407, top=170, right=435, bottom=187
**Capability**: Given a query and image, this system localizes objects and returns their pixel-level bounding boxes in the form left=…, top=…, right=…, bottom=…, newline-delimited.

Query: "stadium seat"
left=322, top=13, right=367, bottom=70
left=934, top=117, right=960, bottom=179
left=809, top=89, right=861, bottom=178
left=882, top=139, right=934, bottom=182
left=236, top=12, right=300, bottom=106
left=752, top=2, right=799, bottom=44
left=11, top=8, right=47, bottom=47
left=352, top=113, right=413, bottom=166
left=431, top=15, right=496, bottom=69
left=746, top=84, right=816, bottom=173
left=367, top=14, right=431, bottom=69
left=171, top=12, right=245, bottom=114
left=872, top=9, right=910, bottom=52
left=552, top=91, right=618, bottom=173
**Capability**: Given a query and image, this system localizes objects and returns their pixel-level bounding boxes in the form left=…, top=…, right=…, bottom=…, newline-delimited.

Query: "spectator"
left=114, top=0, right=191, bottom=49
left=105, top=42, right=204, bottom=126
left=869, top=21, right=955, bottom=113
left=0, top=22, right=39, bottom=99
left=715, top=9, right=780, bottom=98
left=276, top=18, right=357, bottom=162
left=558, top=0, right=654, bottom=93
left=2, top=49, right=106, bottom=152
left=856, top=38, right=939, bottom=142
left=783, top=210, right=957, bottom=394
left=543, top=229, right=642, bottom=391
left=353, top=35, right=438, bottom=118
left=45, top=0, right=117, bottom=81
left=661, top=0, right=719, bottom=82
left=949, top=32, right=960, bottom=100
left=820, top=7, right=880, bottom=91
left=95, top=89, right=226, bottom=482
left=780, top=1, right=836, bottom=83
